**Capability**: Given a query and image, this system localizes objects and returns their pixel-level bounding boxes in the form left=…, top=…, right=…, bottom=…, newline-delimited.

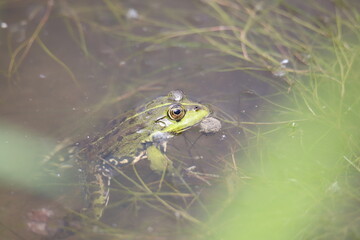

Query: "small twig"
left=7, top=0, right=54, bottom=80
left=230, top=147, right=238, bottom=172
left=184, top=166, right=219, bottom=186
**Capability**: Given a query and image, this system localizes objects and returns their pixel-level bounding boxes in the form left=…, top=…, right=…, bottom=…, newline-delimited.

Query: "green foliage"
left=0, top=122, right=52, bottom=187
left=201, top=1, right=360, bottom=239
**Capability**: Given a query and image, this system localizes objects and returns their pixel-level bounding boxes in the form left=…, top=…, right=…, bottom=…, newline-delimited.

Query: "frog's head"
left=151, top=90, right=211, bottom=135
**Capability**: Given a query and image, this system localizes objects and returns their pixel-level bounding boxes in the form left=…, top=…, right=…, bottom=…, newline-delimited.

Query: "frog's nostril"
left=194, top=106, right=201, bottom=111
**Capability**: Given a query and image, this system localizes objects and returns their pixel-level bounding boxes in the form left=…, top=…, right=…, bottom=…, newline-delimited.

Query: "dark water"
left=0, top=1, right=282, bottom=239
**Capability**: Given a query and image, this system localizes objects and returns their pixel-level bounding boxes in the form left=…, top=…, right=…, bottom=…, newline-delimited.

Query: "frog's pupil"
left=173, top=109, right=181, bottom=115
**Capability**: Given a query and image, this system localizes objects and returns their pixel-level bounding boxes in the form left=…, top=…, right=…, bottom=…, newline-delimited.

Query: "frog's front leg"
left=83, top=150, right=147, bottom=220
left=146, top=142, right=174, bottom=173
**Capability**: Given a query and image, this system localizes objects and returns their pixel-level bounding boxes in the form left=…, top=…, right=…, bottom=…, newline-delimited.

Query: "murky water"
left=0, top=1, right=286, bottom=239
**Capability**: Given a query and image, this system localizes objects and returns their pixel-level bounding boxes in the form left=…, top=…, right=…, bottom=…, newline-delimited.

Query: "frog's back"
left=76, top=96, right=170, bottom=167
left=78, top=117, right=146, bottom=162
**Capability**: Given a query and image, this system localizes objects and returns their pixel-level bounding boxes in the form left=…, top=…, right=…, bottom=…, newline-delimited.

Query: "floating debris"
left=126, top=8, right=139, bottom=20
left=200, top=117, right=221, bottom=134
left=272, top=68, right=286, bottom=77
left=26, top=208, right=54, bottom=236
left=1, top=22, right=8, bottom=29
left=327, top=181, right=341, bottom=193
left=272, top=58, right=290, bottom=77
left=280, top=59, right=289, bottom=66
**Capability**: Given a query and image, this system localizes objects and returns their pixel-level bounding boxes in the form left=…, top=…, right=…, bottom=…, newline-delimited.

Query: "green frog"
left=45, top=90, right=214, bottom=223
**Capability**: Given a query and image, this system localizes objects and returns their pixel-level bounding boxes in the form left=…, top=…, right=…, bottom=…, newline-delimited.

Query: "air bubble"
left=126, top=8, right=139, bottom=19
left=220, top=134, right=227, bottom=141
left=1, top=22, right=8, bottom=28
left=272, top=59, right=290, bottom=77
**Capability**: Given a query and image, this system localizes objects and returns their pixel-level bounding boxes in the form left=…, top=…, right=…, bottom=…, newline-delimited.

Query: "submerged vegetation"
left=0, top=0, right=359, bottom=239
left=196, top=1, right=360, bottom=239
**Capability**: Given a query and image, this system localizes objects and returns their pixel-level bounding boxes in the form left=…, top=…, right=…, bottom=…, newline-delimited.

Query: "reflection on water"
left=0, top=0, right=277, bottom=239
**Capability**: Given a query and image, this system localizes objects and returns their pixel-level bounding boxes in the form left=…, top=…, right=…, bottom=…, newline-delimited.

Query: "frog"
left=43, top=90, right=215, bottom=226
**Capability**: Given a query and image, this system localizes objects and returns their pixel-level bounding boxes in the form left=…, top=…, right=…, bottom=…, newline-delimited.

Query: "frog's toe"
left=97, top=156, right=134, bottom=176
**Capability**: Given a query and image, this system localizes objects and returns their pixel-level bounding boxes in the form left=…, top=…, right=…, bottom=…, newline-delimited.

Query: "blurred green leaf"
left=0, top=122, right=52, bottom=188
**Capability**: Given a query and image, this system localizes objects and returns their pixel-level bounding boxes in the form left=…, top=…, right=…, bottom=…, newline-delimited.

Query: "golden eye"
left=167, top=104, right=186, bottom=121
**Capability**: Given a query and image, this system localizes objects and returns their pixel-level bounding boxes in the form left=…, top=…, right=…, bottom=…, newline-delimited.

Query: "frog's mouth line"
left=169, top=126, right=189, bottom=135
left=177, top=126, right=191, bottom=133
left=174, top=121, right=202, bottom=134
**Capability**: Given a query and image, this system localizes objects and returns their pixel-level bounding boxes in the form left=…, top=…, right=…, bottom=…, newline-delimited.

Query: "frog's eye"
left=167, top=104, right=186, bottom=121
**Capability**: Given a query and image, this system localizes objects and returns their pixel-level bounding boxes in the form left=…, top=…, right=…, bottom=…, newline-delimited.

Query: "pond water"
left=1, top=0, right=350, bottom=239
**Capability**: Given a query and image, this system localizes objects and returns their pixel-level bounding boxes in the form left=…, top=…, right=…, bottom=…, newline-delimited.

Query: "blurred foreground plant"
left=197, top=1, right=360, bottom=239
